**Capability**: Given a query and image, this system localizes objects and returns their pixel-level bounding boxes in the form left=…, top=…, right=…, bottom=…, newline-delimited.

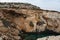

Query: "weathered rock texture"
left=0, top=3, right=60, bottom=40
left=37, top=35, right=60, bottom=40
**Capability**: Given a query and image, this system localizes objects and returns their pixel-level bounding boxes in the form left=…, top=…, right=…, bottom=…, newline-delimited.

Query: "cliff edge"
left=0, top=3, right=60, bottom=40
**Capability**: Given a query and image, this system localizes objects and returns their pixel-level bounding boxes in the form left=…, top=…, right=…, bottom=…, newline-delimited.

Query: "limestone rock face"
left=0, top=3, right=60, bottom=40
left=43, top=11, right=60, bottom=33
left=0, top=3, right=60, bottom=33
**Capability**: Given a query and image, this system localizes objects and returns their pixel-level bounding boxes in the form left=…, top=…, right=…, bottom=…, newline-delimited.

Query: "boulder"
left=37, top=35, right=60, bottom=40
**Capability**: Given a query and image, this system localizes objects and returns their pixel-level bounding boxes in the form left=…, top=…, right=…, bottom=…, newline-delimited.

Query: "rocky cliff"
left=0, top=3, right=60, bottom=40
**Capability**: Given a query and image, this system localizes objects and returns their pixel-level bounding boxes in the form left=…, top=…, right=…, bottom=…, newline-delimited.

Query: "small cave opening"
left=29, top=21, right=34, bottom=27
left=36, top=21, right=45, bottom=26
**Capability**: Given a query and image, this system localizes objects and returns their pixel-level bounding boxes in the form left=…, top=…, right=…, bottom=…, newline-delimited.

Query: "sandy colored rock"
left=0, top=3, right=60, bottom=40
left=0, top=3, right=60, bottom=33
left=37, top=35, right=60, bottom=40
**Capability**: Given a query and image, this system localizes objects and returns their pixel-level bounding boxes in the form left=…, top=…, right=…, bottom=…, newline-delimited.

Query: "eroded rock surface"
left=37, top=35, right=60, bottom=40
left=0, top=3, right=60, bottom=40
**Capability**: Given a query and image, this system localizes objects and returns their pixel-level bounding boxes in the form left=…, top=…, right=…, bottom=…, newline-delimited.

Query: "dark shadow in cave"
left=3, top=9, right=28, bottom=19
left=7, top=10, right=27, bottom=19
